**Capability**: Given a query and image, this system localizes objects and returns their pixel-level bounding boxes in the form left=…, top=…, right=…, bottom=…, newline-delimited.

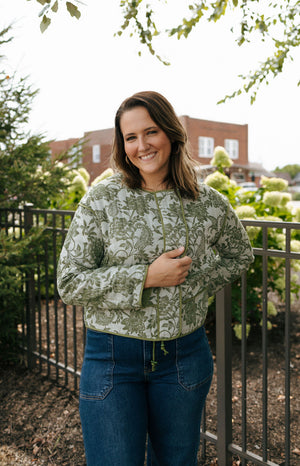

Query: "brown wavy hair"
left=111, top=91, right=200, bottom=199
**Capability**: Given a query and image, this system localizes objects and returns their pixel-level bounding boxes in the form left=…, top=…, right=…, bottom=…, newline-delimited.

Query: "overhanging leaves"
left=66, top=1, right=81, bottom=19
left=29, top=0, right=82, bottom=32
left=27, top=1, right=300, bottom=102
left=40, top=15, right=51, bottom=33
left=115, top=0, right=300, bottom=103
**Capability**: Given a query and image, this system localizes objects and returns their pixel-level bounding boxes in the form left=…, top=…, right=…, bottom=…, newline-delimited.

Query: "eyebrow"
left=124, top=126, right=158, bottom=138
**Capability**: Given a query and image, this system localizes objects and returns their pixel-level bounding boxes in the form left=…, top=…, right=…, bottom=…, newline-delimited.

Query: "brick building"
left=49, top=129, right=114, bottom=183
left=179, top=115, right=249, bottom=182
left=80, top=128, right=114, bottom=181
left=50, top=115, right=260, bottom=185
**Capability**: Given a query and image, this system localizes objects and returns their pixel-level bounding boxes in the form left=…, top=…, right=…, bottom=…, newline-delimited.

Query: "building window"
left=92, top=144, right=101, bottom=163
left=68, top=147, right=78, bottom=168
left=198, top=137, right=214, bottom=158
left=225, top=139, right=239, bottom=160
left=231, top=172, right=245, bottom=183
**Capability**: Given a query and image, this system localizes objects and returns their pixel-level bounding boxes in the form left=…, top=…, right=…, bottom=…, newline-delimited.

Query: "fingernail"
left=178, top=246, right=184, bottom=252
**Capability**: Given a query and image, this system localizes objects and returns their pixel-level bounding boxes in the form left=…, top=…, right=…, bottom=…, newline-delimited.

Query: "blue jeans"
left=79, top=327, right=213, bottom=466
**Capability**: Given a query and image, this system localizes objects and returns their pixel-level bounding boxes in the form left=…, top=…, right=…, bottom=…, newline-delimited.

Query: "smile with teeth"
left=140, top=152, right=157, bottom=161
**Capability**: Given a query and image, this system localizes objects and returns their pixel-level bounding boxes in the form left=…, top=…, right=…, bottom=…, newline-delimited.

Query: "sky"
left=1, top=0, right=300, bottom=171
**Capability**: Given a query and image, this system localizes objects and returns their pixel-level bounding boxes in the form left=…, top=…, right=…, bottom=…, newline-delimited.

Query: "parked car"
left=290, top=185, right=300, bottom=193
left=239, top=182, right=258, bottom=191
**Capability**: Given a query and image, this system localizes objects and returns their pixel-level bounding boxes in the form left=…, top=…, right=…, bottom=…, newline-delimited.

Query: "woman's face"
left=120, top=106, right=172, bottom=187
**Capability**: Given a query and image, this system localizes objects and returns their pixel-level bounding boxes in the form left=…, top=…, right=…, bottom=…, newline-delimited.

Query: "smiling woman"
left=57, top=90, right=254, bottom=466
left=120, top=106, right=172, bottom=191
left=111, top=90, right=201, bottom=199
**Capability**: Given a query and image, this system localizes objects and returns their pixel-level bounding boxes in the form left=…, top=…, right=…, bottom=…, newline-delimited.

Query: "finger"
left=165, top=246, right=185, bottom=259
left=175, top=256, right=192, bottom=268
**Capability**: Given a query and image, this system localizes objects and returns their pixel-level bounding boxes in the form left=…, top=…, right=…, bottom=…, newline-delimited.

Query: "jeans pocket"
left=176, top=327, right=213, bottom=391
left=80, top=330, right=115, bottom=401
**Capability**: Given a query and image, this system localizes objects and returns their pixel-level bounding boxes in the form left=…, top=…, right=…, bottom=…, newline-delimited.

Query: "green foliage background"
left=205, top=147, right=300, bottom=339
left=0, top=26, right=86, bottom=360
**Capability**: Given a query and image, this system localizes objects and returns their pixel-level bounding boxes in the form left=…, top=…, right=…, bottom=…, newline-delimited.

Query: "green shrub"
left=0, top=266, right=25, bottom=361
left=292, top=191, right=300, bottom=201
left=206, top=147, right=300, bottom=339
left=0, top=228, right=43, bottom=361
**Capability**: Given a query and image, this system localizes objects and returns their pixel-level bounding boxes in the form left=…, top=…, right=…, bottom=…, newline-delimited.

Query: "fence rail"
left=1, top=207, right=300, bottom=465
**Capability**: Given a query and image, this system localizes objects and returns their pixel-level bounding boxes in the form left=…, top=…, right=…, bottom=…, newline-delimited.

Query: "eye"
left=125, top=135, right=136, bottom=142
left=147, top=130, right=157, bottom=135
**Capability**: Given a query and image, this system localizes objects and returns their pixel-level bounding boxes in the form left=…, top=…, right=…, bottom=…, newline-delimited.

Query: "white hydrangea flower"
left=291, top=240, right=300, bottom=253
left=260, top=319, right=273, bottom=331
left=294, top=208, right=300, bottom=223
left=233, top=323, right=251, bottom=340
left=210, top=146, right=233, bottom=168
left=291, top=260, right=300, bottom=272
left=78, top=167, right=90, bottom=184
left=91, top=168, right=114, bottom=186
left=237, top=190, right=254, bottom=203
left=246, top=225, right=261, bottom=241
left=267, top=301, right=277, bottom=317
left=204, top=171, right=229, bottom=190
left=68, top=174, right=87, bottom=194
left=263, top=191, right=283, bottom=207
left=261, top=176, right=288, bottom=192
left=274, top=276, right=285, bottom=291
left=235, top=205, right=256, bottom=219
left=280, top=193, right=292, bottom=206
left=229, top=179, right=237, bottom=188
left=275, top=233, right=286, bottom=250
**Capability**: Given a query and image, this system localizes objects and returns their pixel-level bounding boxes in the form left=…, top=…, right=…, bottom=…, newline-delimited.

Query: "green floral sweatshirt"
left=57, top=173, right=254, bottom=341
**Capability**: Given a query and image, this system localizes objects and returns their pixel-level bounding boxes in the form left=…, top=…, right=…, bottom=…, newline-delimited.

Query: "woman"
left=57, top=91, right=254, bottom=466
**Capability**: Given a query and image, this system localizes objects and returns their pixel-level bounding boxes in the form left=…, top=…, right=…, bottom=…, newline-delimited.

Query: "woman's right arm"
left=57, top=203, right=148, bottom=310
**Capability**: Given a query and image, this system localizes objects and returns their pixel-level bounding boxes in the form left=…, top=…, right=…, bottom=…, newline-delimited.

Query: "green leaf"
left=51, top=1, right=58, bottom=13
left=36, top=0, right=51, bottom=5
left=66, top=2, right=81, bottom=20
left=40, top=15, right=51, bottom=33
left=233, top=0, right=238, bottom=6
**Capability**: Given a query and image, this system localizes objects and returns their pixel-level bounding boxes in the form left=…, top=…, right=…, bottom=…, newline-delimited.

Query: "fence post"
left=216, top=284, right=232, bottom=465
left=24, top=204, right=36, bottom=369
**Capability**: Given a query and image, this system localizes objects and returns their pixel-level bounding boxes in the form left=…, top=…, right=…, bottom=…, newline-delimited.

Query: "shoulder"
left=196, top=182, right=228, bottom=207
left=82, top=173, right=124, bottom=202
left=78, top=173, right=137, bottom=212
left=90, top=172, right=123, bottom=194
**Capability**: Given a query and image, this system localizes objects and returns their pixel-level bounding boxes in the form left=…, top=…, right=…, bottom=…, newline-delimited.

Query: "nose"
left=137, top=135, right=149, bottom=152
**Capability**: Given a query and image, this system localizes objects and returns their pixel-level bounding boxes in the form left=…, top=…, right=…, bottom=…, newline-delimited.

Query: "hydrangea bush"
left=205, top=147, right=300, bottom=339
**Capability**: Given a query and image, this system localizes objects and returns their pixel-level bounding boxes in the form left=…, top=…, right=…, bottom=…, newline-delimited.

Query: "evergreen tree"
left=0, top=26, right=82, bottom=209
left=0, top=26, right=81, bottom=360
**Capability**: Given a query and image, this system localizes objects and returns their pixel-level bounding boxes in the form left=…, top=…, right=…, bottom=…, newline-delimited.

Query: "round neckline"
left=140, top=187, right=174, bottom=194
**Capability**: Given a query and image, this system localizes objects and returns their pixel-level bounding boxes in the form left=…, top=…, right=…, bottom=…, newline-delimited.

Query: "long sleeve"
left=206, top=200, right=254, bottom=296
left=57, top=203, right=148, bottom=309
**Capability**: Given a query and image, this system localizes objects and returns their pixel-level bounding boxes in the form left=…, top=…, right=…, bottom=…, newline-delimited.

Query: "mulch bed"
left=1, top=306, right=300, bottom=465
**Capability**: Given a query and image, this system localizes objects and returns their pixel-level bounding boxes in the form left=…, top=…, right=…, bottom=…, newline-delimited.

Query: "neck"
left=142, top=182, right=168, bottom=191
left=142, top=176, right=169, bottom=192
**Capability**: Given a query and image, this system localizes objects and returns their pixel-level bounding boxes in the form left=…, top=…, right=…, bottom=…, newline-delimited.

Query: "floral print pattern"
left=57, top=173, right=254, bottom=341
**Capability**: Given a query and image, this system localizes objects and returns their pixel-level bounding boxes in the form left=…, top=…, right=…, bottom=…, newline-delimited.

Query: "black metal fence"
left=1, top=206, right=300, bottom=465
